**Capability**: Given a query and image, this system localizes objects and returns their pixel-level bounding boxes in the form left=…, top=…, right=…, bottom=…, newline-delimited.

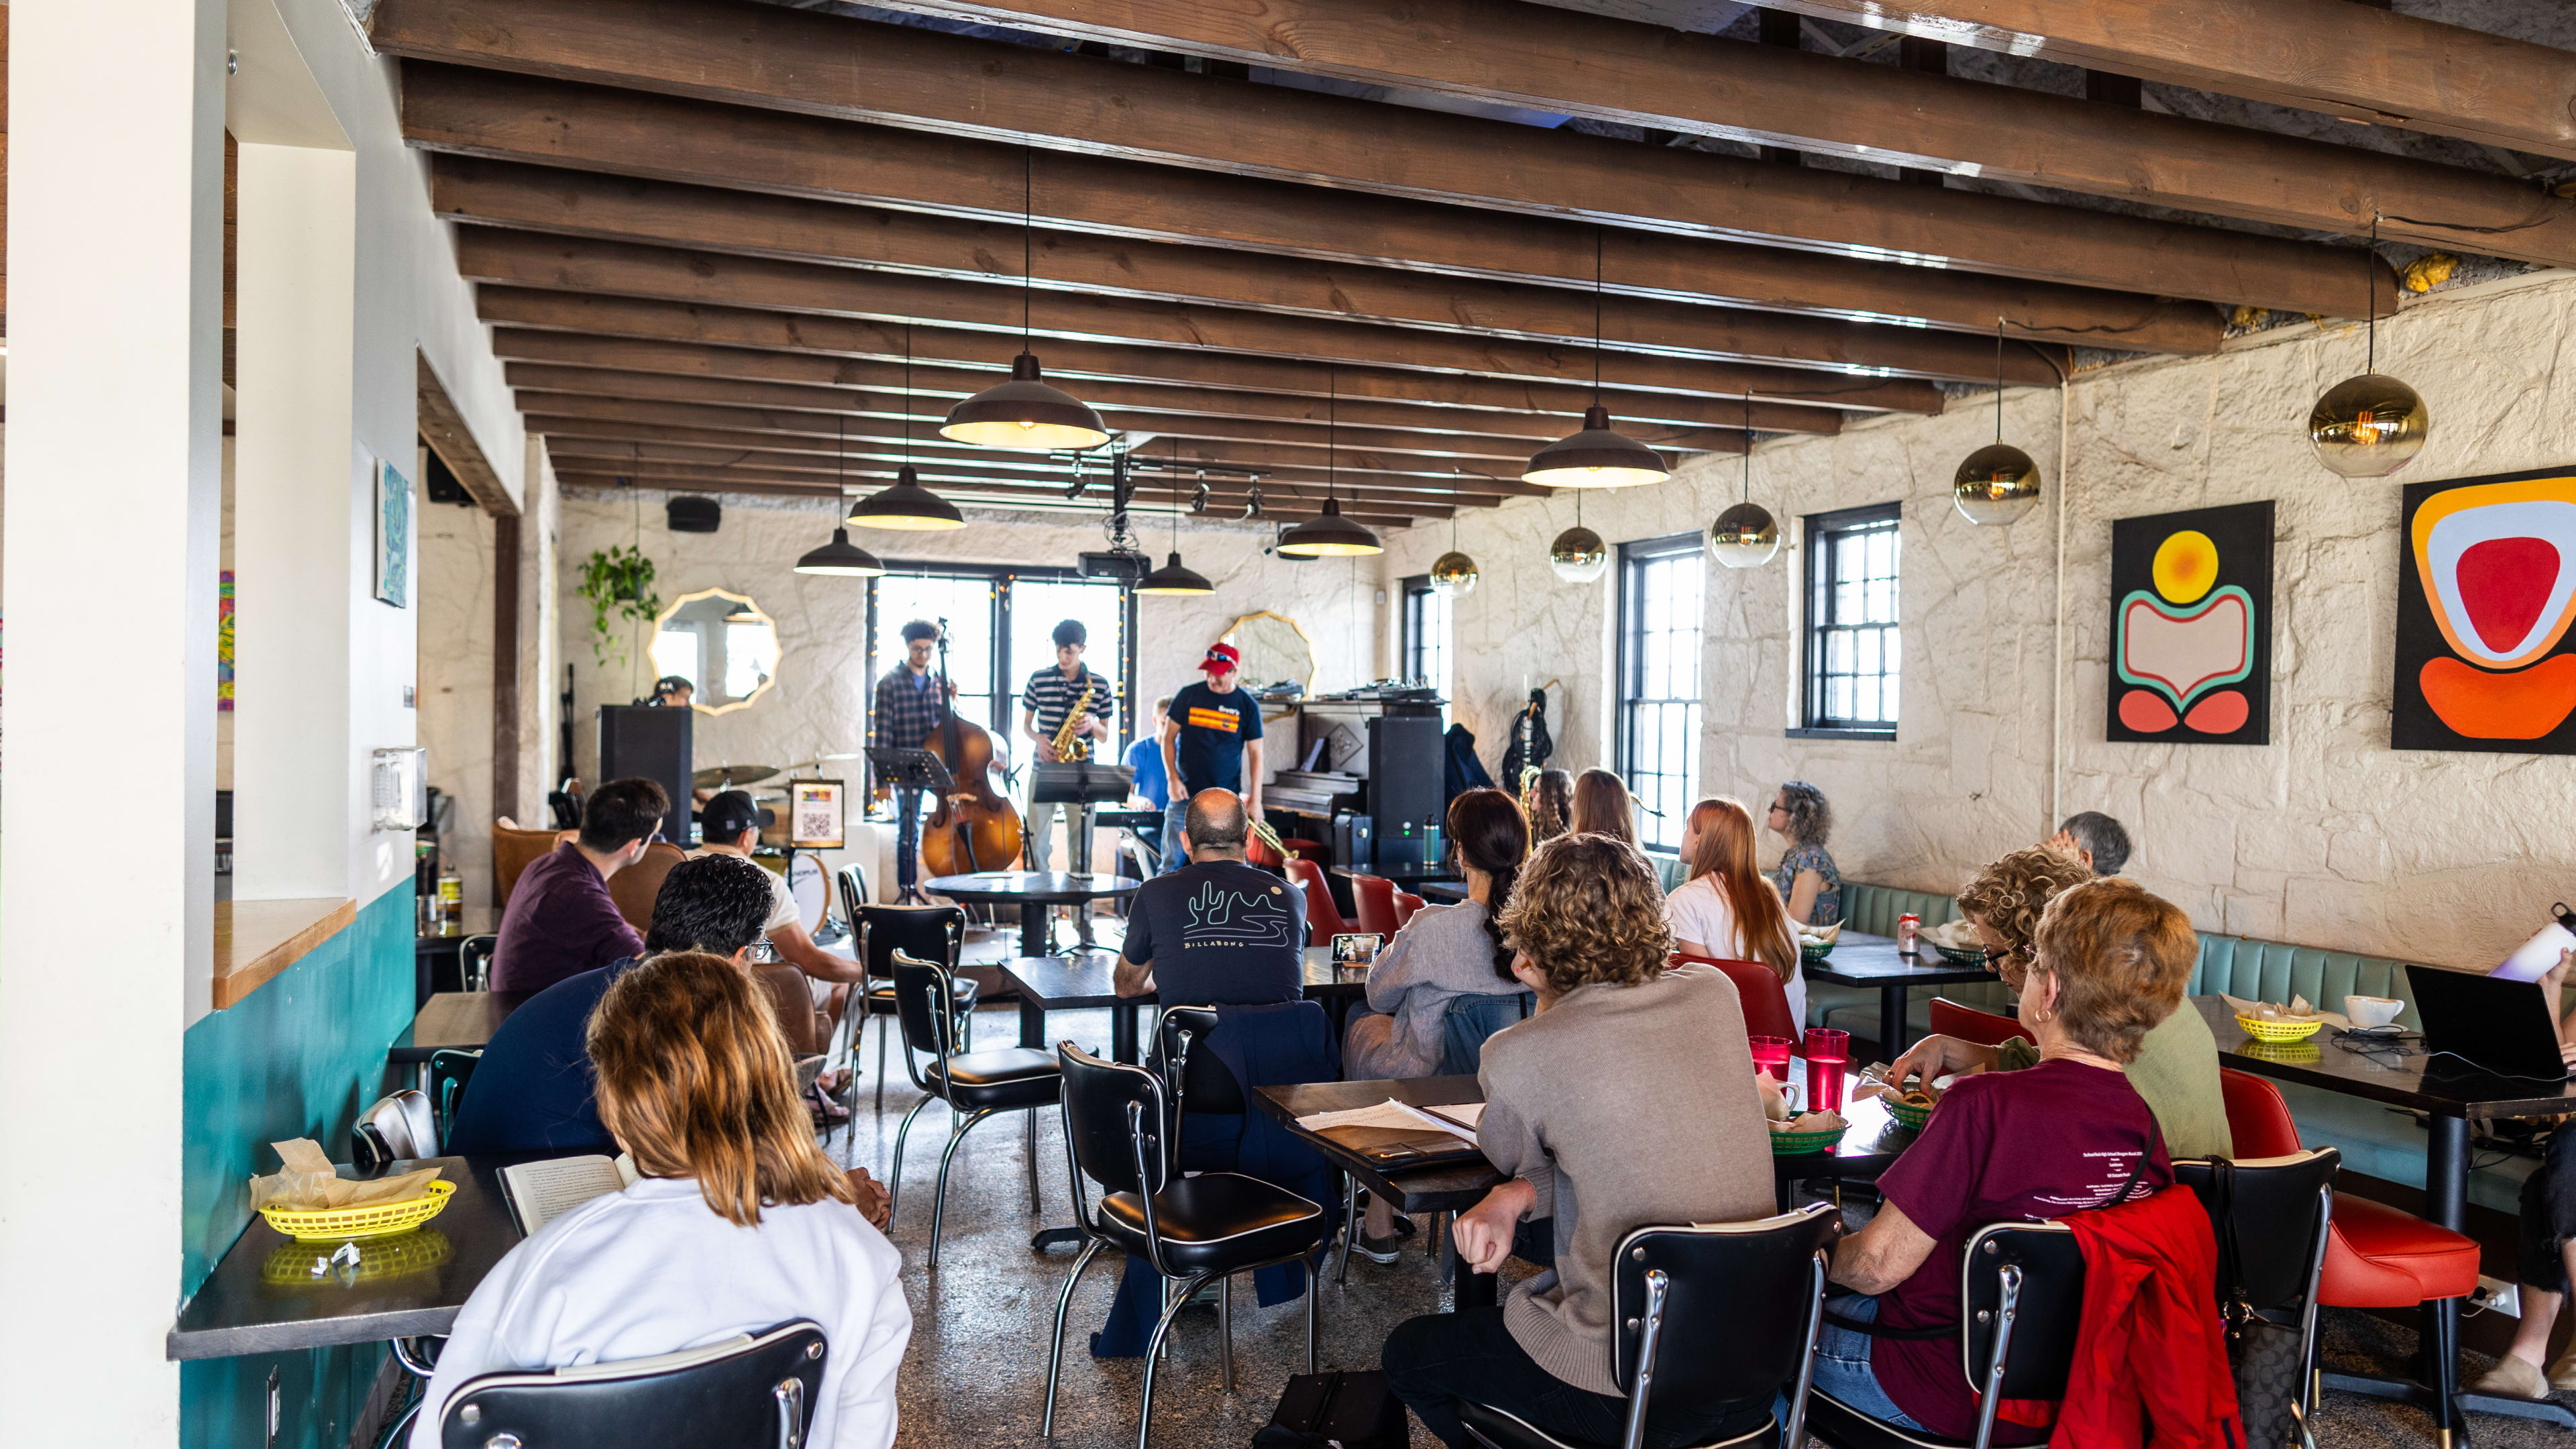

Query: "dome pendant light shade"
left=1522, top=405, right=1670, bottom=488
left=1274, top=496, right=1382, bottom=557
left=793, top=526, right=886, bottom=577
left=1550, top=526, right=1609, bottom=584
left=1136, top=551, right=1214, bottom=595
left=1710, top=502, right=1780, bottom=569
left=2308, top=372, right=2428, bottom=478
left=1953, top=444, right=2043, bottom=527
left=846, top=464, right=967, bottom=531
left=938, top=352, right=1111, bottom=451
left=1430, top=549, right=1479, bottom=597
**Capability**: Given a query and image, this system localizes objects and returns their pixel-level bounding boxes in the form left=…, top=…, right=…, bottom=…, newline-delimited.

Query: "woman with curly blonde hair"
left=1380, top=833, right=1778, bottom=1448
left=1889, top=847, right=2229, bottom=1160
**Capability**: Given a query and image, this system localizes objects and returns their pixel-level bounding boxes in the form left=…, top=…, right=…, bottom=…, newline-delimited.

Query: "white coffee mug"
left=2343, top=995, right=2404, bottom=1030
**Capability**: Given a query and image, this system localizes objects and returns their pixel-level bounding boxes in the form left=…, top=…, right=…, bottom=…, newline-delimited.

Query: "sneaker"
left=1352, top=1228, right=1403, bottom=1265
left=2472, top=1355, right=2548, bottom=1401
left=1390, top=1214, right=1418, bottom=1241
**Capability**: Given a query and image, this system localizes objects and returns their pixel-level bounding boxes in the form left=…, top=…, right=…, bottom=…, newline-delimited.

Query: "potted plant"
left=577, top=544, right=661, bottom=668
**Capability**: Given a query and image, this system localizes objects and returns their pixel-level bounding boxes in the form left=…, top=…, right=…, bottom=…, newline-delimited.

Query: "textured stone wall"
left=1378, top=268, right=2576, bottom=971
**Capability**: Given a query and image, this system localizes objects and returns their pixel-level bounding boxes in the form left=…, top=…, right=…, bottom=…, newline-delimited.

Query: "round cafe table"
left=924, top=871, right=1143, bottom=959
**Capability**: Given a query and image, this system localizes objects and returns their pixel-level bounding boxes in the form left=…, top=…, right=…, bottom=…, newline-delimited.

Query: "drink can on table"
left=1896, top=912, right=1920, bottom=955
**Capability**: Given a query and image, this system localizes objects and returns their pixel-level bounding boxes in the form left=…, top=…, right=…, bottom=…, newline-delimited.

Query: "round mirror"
left=1218, top=610, right=1318, bottom=702
left=650, top=588, right=783, bottom=714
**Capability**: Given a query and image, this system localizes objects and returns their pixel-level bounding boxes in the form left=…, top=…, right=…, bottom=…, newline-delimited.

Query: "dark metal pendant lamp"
left=1275, top=367, right=1383, bottom=557
left=1523, top=229, right=1669, bottom=488
left=940, top=148, right=1111, bottom=452
left=849, top=327, right=967, bottom=531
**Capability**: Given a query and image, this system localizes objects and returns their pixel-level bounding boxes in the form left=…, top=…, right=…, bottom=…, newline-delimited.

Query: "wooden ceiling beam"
left=455, top=229, right=1958, bottom=410
left=553, top=469, right=1425, bottom=527
left=855, top=0, right=2567, bottom=268
left=365, top=0, right=2379, bottom=315
left=491, top=329, right=1755, bottom=445
left=1752, top=0, right=2576, bottom=164
left=477, top=288, right=1853, bottom=433
left=433, top=156, right=2049, bottom=384
left=544, top=448, right=1462, bottom=514
left=503, top=364, right=1746, bottom=462
left=402, top=67, right=2218, bottom=352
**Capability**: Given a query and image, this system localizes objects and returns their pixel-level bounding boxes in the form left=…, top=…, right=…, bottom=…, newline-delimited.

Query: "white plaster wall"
left=417, top=479, right=498, bottom=906
left=1378, top=267, right=2576, bottom=974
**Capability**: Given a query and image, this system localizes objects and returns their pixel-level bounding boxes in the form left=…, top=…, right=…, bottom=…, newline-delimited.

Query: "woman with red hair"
left=1666, top=797, right=1803, bottom=1026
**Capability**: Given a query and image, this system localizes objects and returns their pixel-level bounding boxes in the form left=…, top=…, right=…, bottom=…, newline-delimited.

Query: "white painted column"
left=232, top=140, right=358, bottom=904
left=0, top=0, right=227, bottom=1438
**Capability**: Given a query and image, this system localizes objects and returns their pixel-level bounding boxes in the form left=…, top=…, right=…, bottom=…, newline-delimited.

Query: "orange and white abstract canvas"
left=2396, top=469, right=2576, bottom=752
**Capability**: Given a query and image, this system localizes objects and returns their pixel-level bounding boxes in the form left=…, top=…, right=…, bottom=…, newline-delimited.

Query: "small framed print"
left=790, top=780, right=847, bottom=851
left=374, top=459, right=413, bottom=608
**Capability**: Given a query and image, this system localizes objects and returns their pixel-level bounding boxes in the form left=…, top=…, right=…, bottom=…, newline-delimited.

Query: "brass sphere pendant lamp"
left=1430, top=471, right=1479, bottom=596
left=1952, top=319, right=2043, bottom=527
left=2308, top=213, right=2428, bottom=478
left=1550, top=490, right=1609, bottom=584
left=1710, top=390, right=1780, bottom=568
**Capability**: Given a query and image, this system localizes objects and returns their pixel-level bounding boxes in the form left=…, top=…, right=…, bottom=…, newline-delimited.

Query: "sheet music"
left=500, top=1155, right=638, bottom=1236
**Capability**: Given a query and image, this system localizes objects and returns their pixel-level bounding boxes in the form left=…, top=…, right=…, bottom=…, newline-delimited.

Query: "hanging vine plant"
left=578, top=544, right=661, bottom=669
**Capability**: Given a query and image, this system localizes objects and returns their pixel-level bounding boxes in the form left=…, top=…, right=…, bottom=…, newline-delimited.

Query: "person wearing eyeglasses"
left=1884, top=847, right=2231, bottom=1162
left=1766, top=780, right=1843, bottom=926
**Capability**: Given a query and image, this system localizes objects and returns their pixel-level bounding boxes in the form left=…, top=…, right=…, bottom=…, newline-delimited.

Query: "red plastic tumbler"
left=1803, top=1028, right=1850, bottom=1112
left=1749, top=1034, right=1793, bottom=1082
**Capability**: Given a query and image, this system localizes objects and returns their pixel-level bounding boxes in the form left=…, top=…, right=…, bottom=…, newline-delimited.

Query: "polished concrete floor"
left=838, top=923, right=2576, bottom=1448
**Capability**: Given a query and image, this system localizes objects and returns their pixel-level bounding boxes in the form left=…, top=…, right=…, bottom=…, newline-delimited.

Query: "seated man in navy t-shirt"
left=446, top=853, right=782, bottom=1155
left=1115, top=788, right=1305, bottom=1005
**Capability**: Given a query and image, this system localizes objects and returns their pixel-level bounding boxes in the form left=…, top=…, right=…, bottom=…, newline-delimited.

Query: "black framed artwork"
left=2106, top=500, right=2273, bottom=745
left=2393, top=466, right=2576, bottom=753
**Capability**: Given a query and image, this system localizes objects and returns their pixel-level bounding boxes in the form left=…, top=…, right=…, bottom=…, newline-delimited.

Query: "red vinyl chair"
left=1350, top=875, right=1404, bottom=938
left=1283, top=858, right=1354, bottom=941
left=2219, top=1068, right=2481, bottom=1436
left=1927, top=997, right=2035, bottom=1049
left=1671, top=953, right=1799, bottom=1042
left=1393, top=892, right=1426, bottom=928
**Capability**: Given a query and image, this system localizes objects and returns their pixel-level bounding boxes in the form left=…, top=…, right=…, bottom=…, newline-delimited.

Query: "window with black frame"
left=1402, top=574, right=1451, bottom=701
left=1615, top=533, right=1703, bottom=853
left=1799, top=503, right=1902, bottom=737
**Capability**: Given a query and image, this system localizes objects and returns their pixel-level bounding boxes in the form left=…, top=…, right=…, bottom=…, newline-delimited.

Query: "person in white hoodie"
left=412, top=951, right=911, bottom=1448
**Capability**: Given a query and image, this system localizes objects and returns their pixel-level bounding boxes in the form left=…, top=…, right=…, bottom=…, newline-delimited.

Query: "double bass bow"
left=919, top=623, right=1026, bottom=876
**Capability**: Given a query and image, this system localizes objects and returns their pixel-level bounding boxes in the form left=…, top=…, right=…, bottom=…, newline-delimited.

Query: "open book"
left=500, top=1154, right=639, bottom=1237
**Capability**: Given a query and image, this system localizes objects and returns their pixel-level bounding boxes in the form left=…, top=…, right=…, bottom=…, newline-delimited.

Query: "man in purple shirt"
left=490, top=777, right=668, bottom=995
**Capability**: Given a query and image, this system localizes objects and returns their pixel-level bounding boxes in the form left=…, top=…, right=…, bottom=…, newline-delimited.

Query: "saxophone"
left=1051, top=680, right=1097, bottom=761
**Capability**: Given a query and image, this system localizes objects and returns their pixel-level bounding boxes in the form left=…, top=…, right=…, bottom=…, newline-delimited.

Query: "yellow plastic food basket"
left=259, top=1179, right=454, bottom=1242
left=2235, top=1014, right=2324, bottom=1043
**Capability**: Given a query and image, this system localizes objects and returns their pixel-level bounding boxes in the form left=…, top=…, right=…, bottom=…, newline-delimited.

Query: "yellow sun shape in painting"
left=2152, top=529, right=2218, bottom=604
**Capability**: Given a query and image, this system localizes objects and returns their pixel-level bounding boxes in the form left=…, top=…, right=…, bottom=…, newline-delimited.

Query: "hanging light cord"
left=1741, top=389, right=1754, bottom=502
left=1993, top=317, right=2006, bottom=445
left=902, top=325, right=914, bottom=466
left=1022, top=147, right=1034, bottom=350
left=2367, top=211, right=2379, bottom=375
left=1327, top=366, right=1338, bottom=506
left=1591, top=227, right=1604, bottom=404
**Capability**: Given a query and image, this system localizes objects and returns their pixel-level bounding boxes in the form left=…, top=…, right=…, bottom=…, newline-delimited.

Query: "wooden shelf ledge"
left=212, top=897, right=360, bottom=1010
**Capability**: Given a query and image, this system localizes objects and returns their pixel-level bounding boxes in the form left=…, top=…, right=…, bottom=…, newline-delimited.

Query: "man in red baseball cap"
left=1155, top=642, right=1264, bottom=875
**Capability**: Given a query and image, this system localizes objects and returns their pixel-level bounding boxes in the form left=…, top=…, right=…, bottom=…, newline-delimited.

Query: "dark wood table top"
left=1330, top=865, right=1464, bottom=886
left=926, top=871, right=1142, bottom=904
left=415, top=908, right=499, bottom=947
left=388, top=992, right=523, bottom=1065
left=169, top=1153, right=549, bottom=1360
left=1006, top=949, right=1366, bottom=1011
left=1417, top=880, right=1472, bottom=904
left=1803, top=932, right=1995, bottom=989
left=2194, top=995, right=2576, bottom=1120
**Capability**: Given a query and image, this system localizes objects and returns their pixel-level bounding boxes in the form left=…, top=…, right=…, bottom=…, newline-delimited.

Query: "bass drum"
left=786, top=851, right=832, bottom=933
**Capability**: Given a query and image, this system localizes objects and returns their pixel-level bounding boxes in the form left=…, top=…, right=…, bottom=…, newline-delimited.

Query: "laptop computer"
left=2405, top=964, right=2571, bottom=1081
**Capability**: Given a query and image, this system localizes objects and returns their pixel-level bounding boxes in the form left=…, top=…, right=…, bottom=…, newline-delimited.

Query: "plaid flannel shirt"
left=871, top=665, right=949, bottom=794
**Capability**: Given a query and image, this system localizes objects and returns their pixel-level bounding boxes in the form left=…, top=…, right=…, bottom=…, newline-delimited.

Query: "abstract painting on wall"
left=2108, top=500, right=2273, bottom=745
left=217, top=571, right=235, bottom=710
left=2394, top=467, right=2576, bottom=753
left=374, top=459, right=411, bottom=608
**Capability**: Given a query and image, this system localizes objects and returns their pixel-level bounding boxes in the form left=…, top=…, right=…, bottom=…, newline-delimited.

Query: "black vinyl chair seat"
left=924, top=1046, right=1063, bottom=1107
left=1093, top=1175, right=1327, bottom=1275
left=1802, top=1393, right=1990, bottom=1449
left=1460, top=1401, right=1780, bottom=1449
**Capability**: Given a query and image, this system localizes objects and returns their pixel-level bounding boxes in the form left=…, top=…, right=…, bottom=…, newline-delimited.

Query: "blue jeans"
left=1156, top=799, right=1187, bottom=877
left=1792, top=1294, right=1923, bottom=1429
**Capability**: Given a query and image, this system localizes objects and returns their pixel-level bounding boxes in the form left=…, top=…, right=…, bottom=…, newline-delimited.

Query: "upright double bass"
left=919, top=626, right=1026, bottom=876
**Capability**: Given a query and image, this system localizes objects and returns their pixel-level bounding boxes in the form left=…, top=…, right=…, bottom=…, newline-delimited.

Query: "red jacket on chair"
left=2037, top=1187, right=2244, bottom=1449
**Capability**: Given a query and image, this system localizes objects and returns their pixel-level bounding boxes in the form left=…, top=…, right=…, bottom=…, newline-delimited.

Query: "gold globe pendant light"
left=1135, top=443, right=1216, bottom=595
left=1711, top=390, right=1781, bottom=569
left=1523, top=229, right=1670, bottom=489
left=1550, top=491, right=1610, bottom=584
left=1276, top=368, right=1383, bottom=557
left=1428, top=471, right=1479, bottom=596
left=941, top=149, right=1111, bottom=453
left=849, top=329, right=968, bottom=531
left=2308, top=213, right=2428, bottom=478
left=1953, top=320, right=2043, bottom=527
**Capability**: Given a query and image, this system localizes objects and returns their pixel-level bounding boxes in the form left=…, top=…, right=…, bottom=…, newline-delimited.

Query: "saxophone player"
left=1019, top=620, right=1116, bottom=910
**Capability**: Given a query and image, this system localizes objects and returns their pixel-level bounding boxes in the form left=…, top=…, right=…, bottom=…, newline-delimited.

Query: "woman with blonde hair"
left=1381, top=833, right=1776, bottom=1447
left=412, top=953, right=912, bottom=1449
left=1666, top=797, right=1804, bottom=1026
left=1567, top=768, right=1640, bottom=848
left=1888, top=847, right=2229, bottom=1161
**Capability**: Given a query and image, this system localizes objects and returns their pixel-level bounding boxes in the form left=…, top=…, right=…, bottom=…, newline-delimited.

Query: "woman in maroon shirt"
left=1817, top=878, right=2199, bottom=1440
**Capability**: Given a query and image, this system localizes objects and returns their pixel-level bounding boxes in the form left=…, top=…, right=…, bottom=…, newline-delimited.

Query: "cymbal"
left=786, top=753, right=865, bottom=769
left=693, top=763, right=784, bottom=788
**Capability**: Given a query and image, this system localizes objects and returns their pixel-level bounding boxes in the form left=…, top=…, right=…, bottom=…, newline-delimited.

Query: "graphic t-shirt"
left=1870, top=1058, right=2170, bottom=1440
left=1120, top=859, right=1304, bottom=1006
left=1167, top=682, right=1265, bottom=794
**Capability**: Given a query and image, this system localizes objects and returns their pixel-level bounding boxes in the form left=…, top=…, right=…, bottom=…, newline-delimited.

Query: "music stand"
left=1028, top=761, right=1134, bottom=806
left=867, top=748, right=956, bottom=904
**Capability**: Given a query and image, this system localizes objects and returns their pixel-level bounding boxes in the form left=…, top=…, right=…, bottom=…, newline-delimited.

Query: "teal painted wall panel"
left=180, top=887, right=416, bottom=1449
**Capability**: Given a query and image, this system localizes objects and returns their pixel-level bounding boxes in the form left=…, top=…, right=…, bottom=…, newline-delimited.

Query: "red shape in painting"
left=2456, top=536, right=2560, bottom=653
left=2118, top=689, right=2179, bottom=733
left=2182, top=690, right=2250, bottom=735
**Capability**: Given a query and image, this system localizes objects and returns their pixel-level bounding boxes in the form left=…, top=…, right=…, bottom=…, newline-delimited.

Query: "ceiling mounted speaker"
left=665, top=496, right=721, bottom=533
